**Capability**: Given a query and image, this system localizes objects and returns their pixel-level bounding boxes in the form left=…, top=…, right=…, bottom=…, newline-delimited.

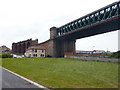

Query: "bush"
left=110, top=51, right=120, bottom=58
left=46, top=55, right=52, bottom=57
left=0, top=54, right=13, bottom=58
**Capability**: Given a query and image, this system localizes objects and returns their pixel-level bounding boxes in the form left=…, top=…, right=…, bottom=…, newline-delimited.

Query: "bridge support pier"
left=50, top=27, right=76, bottom=57
left=55, top=39, right=76, bottom=57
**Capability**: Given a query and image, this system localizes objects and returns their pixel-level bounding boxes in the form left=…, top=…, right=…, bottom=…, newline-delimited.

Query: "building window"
left=35, top=49, right=37, bottom=52
left=42, top=50, right=44, bottom=53
left=40, top=54, right=45, bottom=57
left=33, top=54, right=37, bottom=57
left=41, top=54, right=43, bottom=57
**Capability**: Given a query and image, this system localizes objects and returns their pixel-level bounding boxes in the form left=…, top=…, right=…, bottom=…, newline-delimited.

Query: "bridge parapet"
left=57, top=1, right=120, bottom=37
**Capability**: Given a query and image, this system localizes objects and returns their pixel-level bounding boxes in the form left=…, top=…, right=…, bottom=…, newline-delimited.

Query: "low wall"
left=64, top=55, right=119, bottom=63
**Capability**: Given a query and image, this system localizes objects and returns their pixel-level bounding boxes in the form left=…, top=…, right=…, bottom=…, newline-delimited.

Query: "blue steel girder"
left=57, top=1, right=120, bottom=36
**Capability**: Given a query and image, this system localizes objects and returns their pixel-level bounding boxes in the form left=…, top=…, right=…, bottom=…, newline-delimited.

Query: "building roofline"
left=12, top=38, right=38, bottom=44
left=36, top=39, right=51, bottom=46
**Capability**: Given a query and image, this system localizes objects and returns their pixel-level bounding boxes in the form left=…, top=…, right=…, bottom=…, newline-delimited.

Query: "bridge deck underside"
left=56, top=16, right=120, bottom=40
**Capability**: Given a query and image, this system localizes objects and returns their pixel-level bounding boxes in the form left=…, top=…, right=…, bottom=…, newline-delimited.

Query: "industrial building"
left=12, top=39, right=38, bottom=54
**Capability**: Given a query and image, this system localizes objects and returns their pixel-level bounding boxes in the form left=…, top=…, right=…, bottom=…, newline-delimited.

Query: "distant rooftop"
left=0, top=45, right=10, bottom=51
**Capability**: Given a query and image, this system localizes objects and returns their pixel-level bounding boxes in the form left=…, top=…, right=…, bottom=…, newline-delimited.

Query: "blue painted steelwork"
left=57, top=1, right=120, bottom=36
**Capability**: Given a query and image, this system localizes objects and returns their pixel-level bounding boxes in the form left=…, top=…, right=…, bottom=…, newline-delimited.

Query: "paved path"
left=2, top=67, right=42, bottom=88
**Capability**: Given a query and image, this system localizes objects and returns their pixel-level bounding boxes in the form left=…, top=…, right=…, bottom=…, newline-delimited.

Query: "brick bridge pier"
left=49, top=27, right=76, bottom=57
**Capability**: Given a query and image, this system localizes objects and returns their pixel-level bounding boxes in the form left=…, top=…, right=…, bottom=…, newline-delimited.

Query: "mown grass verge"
left=1, top=58, right=119, bottom=88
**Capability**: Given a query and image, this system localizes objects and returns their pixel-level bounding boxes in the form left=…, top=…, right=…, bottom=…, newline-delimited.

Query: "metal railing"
left=57, top=1, right=120, bottom=36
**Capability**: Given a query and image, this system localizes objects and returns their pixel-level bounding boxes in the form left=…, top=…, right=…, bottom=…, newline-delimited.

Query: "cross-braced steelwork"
left=57, top=1, right=120, bottom=36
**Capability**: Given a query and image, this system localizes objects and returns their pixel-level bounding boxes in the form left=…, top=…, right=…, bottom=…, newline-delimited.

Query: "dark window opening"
left=35, top=49, right=37, bottom=52
left=42, top=50, right=44, bottom=53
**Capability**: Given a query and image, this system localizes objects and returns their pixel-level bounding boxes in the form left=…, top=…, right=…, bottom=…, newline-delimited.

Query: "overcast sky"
left=0, top=0, right=119, bottom=52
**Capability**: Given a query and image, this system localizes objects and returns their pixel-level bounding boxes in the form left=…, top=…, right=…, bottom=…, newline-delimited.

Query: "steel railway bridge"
left=49, top=1, right=120, bottom=57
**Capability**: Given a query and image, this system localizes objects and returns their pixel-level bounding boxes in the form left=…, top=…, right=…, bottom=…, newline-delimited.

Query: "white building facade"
left=25, top=48, right=45, bottom=58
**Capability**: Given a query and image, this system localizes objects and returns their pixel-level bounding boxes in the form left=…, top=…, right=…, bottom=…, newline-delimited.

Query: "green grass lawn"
left=1, top=58, right=119, bottom=88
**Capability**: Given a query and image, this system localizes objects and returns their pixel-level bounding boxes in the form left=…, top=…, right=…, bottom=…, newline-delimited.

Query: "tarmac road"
left=2, top=67, right=39, bottom=88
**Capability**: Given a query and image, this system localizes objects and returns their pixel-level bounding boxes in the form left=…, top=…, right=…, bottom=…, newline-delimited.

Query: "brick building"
left=12, top=39, right=38, bottom=54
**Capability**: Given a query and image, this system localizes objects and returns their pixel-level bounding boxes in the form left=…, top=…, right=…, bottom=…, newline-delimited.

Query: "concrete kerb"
left=2, top=67, right=49, bottom=89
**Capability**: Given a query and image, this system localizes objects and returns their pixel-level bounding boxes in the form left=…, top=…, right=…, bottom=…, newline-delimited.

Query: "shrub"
left=0, top=54, right=13, bottom=58
left=46, top=55, right=52, bottom=57
left=110, top=51, right=120, bottom=58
